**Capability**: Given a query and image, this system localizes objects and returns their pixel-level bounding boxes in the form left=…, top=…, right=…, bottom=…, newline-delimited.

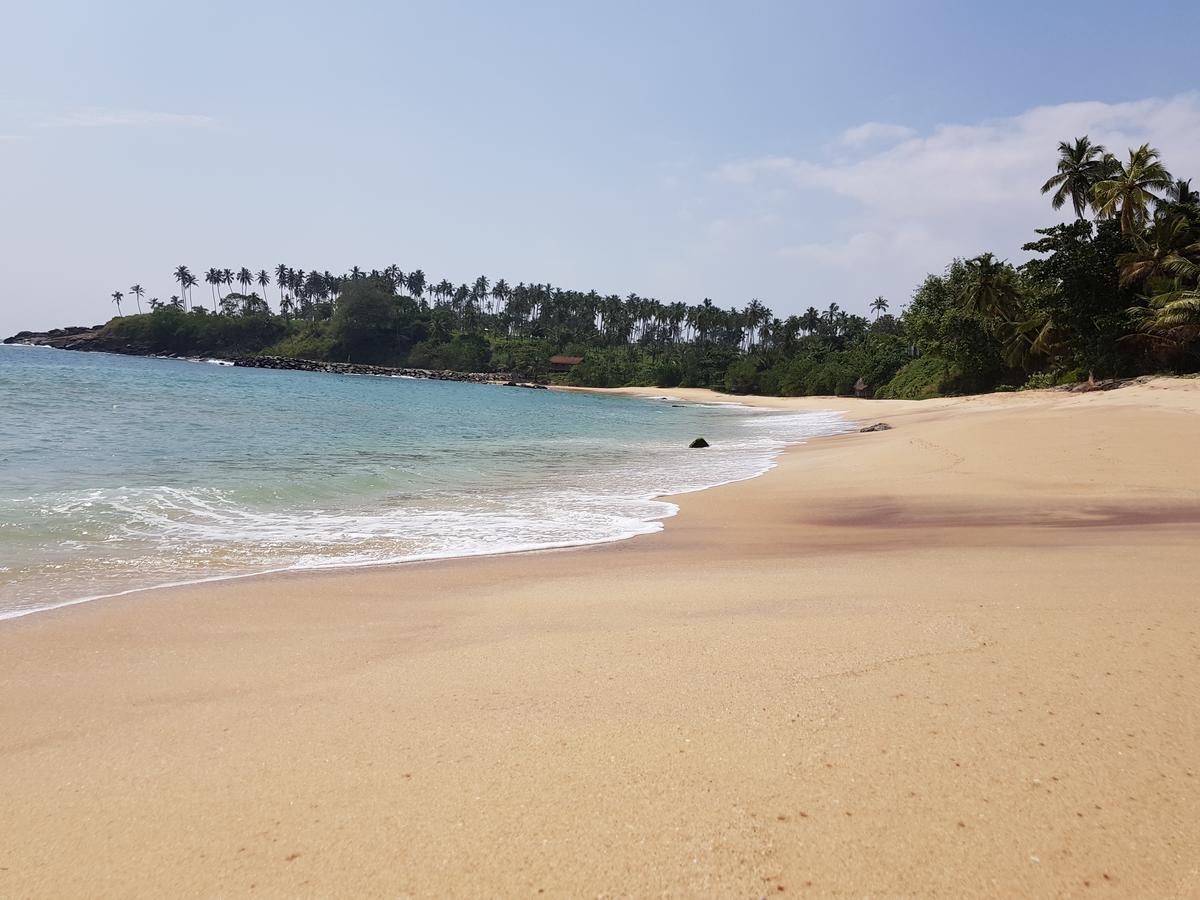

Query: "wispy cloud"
left=718, top=95, right=1200, bottom=216
left=702, top=93, right=1200, bottom=310
left=839, top=121, right=917, bottom=147
left=41, top=108, right=216, bottom=129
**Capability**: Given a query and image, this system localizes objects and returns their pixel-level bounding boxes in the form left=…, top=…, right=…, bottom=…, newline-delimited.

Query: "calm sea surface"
left=0, top=344, right=849, bottom=619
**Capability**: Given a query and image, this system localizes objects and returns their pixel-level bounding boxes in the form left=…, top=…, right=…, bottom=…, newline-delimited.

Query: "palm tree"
left=236, top=267, right=253, bottom=313
left=205, top=268, right=222, bottom=311
left=274, top=264, right=288, bottom=306
left=255, top=269, right=271, bottom=309
left=129, top=284, right=144, bottom=313
left=111, top=290, right=124, bottom=316
left=1158, top=178, right=1200, bottom=221
left=406, top=269, right=426, bottom=304
left=473, top=275, right=490, bottom=314
left=491, top=279, right=510, bottom=321
left=1040, top=136, right=1110, bottom=220
left=173, top=265, right=192, bottom=310
left=222, top=268, right=235, bottom=301
left=1092, top=145, right=1174, bottom=234
left=1117, top=214, right=1200, bottom=287
left=1130, top=287, right=1200, bottom=346
left=870, top=296, right=888, bottom=318
left=961, top=253, right=1020, bottom=319
left=801, top=307, right=821, bottom=335
left=1165, top=178, right=1199, bottom=206
left=824, top=302, right=841, bottom=334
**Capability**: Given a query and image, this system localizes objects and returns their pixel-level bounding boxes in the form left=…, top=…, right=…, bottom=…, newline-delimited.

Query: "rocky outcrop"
left=4, top=325, right=163, bottom=355
left=859, top=422, right=892, bottom=432
left=5, top=326, right=108, bottom=350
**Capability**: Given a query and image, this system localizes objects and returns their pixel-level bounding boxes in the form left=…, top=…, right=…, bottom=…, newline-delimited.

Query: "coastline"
left=2, top=379, right=1199, bottom=896
left=0, top=369, right=851, bottom=623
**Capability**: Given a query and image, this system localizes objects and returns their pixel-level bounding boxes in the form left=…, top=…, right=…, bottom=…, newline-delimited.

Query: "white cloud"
left=839, top=121, right=917, bottom=147
left=707, top=93, right=1200, bottom=310
left=41, top=108, right=216, bottom=128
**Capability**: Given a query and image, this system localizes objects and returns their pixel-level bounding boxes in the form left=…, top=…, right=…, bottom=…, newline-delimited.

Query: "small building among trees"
left=549, top=355, right=584, bottom=372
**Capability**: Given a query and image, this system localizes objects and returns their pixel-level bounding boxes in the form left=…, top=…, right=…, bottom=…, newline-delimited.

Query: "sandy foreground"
left=2, top=379, right=1199, bottom=898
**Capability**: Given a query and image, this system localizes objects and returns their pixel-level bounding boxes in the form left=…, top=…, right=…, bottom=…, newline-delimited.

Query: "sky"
left=2, top=0, right=1199, bottom=336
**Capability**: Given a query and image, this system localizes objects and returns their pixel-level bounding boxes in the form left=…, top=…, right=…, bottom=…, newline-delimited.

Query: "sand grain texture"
left=1, top=379, right=1199, bottom=897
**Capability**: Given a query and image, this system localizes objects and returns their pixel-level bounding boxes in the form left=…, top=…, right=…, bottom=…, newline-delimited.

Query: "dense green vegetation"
left=101, top=139, right=1200, bottom=396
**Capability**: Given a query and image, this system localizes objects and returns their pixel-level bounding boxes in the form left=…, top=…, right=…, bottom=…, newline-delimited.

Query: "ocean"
left=0, top=344, right=849, bottom=619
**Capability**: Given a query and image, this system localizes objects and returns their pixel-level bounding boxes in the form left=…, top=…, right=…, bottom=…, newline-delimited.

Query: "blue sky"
left=2, top=0, right=1199, bottom=334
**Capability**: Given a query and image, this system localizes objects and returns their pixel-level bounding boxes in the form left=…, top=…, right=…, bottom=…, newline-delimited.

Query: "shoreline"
left=1, top=386, right=855, bottom=625
left=2, top=378, right=1199, bottom=896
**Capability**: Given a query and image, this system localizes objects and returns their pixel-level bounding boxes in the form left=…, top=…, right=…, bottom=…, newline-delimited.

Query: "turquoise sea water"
left=0, top=344, right=849, bottom=619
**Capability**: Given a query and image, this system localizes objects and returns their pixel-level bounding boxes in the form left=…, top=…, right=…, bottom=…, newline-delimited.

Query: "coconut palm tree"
left=870, top=296, right=889, bottom=318
left=824, top=302, right=841, bottom=335
left=111, top=290, right=124, bottom=316
left=801, top=307, right=821, bottom=335
left=1040, top=136, right=1110, bottom=220
left=173, top=265, right=193, bottom=310
left=255, top=269, right=271, bottom=309
left=962, top=253, right=1020, bottom=319
left=204, top=268, right=222, bottom=311
left=491, top=279, right=510, bottom=321
left=129, top=284, right=144, bottom=313
left=1092, top=145, right=1174, bottom=234
left=406, top=269, right=426, bottom=304
left=1117, top=214, right=1200, bottom=287
left=1157, top=178, right=1200, bottom=222
left=236, top=267, right=253, bottom=313
left=1130, top=286, right=1200, bottom=347
left=472, top=275, right=490, bottom=314
left=274, top=264, right=288, bottom=306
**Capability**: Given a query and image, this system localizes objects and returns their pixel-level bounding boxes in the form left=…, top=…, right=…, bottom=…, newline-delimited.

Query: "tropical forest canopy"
left=99, top=139, right=1200, bottom=398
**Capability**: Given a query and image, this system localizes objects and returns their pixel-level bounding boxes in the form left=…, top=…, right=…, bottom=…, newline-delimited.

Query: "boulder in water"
left=689, top=437, right=710, bottom=448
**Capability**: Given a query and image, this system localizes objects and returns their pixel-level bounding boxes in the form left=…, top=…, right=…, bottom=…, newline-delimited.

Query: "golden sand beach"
left=1, top=379, right=1198, bottom=897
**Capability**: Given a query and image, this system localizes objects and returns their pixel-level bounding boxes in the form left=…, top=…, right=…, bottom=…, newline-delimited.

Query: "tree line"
left=104, top=138, right=1199, bottom=396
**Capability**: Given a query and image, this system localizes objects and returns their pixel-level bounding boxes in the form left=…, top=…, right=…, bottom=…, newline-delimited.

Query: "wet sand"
left=1, top=378, right=1198, bottom=897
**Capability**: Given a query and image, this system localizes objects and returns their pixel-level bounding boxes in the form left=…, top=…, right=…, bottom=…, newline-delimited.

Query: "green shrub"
left=407, top=333, right=492, bottom=371
left=723, top=356, right=761, bottom=393
left=1020, top=372, right=1057, bottom=391
left=262, top=325, right=337, bottom=361
left=876, top=355, right=959, bottom=399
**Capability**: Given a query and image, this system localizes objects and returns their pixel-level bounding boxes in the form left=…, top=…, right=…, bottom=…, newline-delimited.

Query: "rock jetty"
left=231, top=355, right=536, bottom=386
left=4, top=330, right=548, bottom=388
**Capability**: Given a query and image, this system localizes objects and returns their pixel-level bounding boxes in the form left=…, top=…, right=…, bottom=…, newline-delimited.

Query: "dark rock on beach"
left=859, top=422, right=892, bottom=432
